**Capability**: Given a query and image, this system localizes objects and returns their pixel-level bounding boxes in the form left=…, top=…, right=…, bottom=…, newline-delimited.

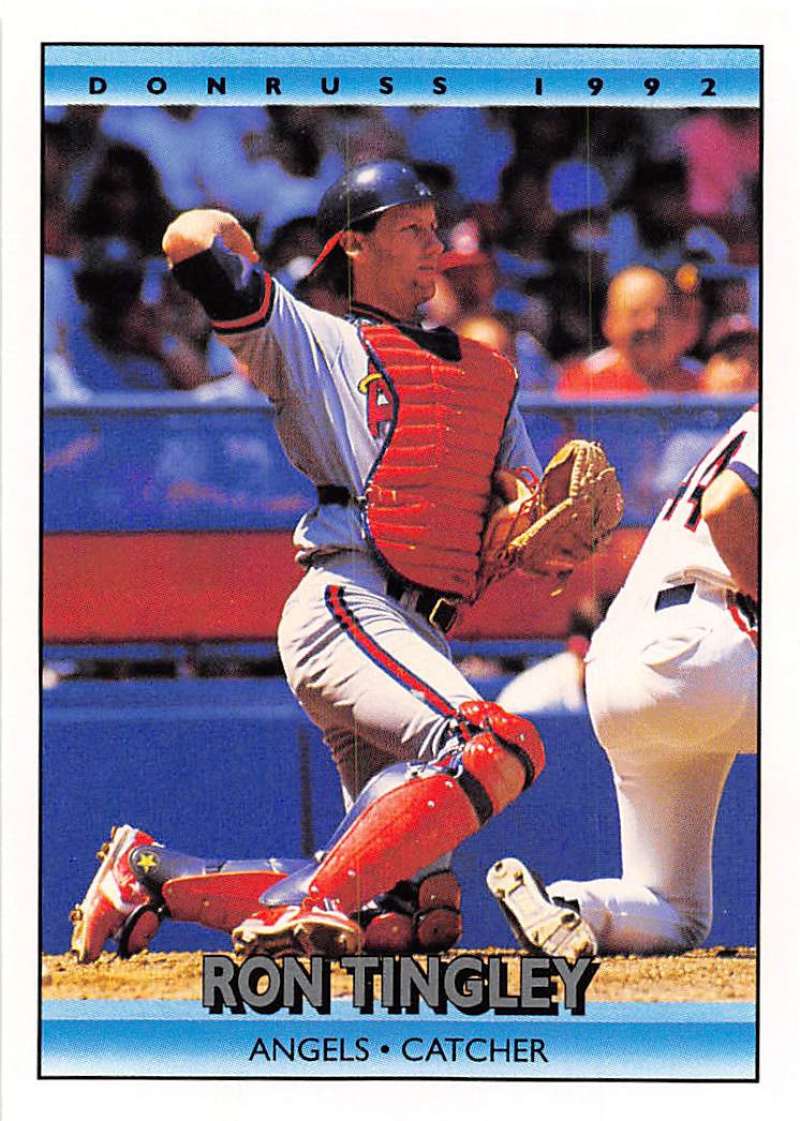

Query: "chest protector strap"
left=360, top=323, right=517, bottom=601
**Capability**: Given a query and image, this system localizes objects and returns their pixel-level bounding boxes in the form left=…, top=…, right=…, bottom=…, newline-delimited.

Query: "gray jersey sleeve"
left=218, top=280, right=349, bottom=407
left=170, top=238, right=353, bottom=407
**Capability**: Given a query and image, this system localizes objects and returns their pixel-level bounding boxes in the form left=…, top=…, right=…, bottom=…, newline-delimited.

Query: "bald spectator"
left=557, top=266, right=700, bottom=396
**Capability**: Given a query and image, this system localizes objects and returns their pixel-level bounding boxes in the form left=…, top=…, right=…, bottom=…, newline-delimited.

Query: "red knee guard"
left=462, top=731, right=528, bottom=814
left=458, top=701, right=545, bottom=784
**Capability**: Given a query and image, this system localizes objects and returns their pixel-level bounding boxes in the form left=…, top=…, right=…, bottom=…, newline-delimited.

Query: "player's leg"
left=547, top=747, right=736, bottom=953
left=233, top=561, right=546, bottom=957
left=233, top=698, right=545, bottom=957
left=546, top=618, right=755, bottom=954
left=70, top=562, right=475, bottom=962
left=69, top=824, right=307, bottom=963
left=278, top=561, right=479, bottom=951
left=320, top=726, right=464, bottom=950
left=278, top=560, right=483, bottom=800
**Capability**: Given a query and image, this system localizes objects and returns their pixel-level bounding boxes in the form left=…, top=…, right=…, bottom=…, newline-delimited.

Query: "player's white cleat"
left=487, top=857, right=598, bottom=964
left=232, top=902, right=364, bottom=959
left=70, top=824, right=160, bottom=963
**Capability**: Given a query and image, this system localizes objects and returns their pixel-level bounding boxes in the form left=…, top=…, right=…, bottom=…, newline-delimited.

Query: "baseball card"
left=3, top=1, right=798, bottom=1110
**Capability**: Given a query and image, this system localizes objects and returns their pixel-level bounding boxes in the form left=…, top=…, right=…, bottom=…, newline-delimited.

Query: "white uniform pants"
left=278, top=552, right=480, bottom=809
left=548, top=585, right=757, bottom=953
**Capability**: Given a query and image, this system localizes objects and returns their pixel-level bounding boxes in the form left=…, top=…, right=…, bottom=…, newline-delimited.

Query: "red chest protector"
left=359, top=322, right=517, bottom=601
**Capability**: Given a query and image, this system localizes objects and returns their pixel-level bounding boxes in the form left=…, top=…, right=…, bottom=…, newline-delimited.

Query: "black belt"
left=317, top=485, right=351, bottom=507
left=386, top=573, right=460, bottom=634
left=315, top=487, right=460, bottom=633
left=655, top=583, right=695, bottom=611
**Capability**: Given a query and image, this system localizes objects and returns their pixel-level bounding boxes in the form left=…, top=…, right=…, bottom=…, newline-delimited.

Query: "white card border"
left=3, top=0, right=799, bottom=1113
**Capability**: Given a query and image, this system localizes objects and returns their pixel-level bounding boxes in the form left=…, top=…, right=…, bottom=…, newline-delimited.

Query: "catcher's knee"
left=456, top=700, right=545, bottom=814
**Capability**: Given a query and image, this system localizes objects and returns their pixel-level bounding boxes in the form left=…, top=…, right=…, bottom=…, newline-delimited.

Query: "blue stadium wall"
left=43, top=676, right=756, bottom=953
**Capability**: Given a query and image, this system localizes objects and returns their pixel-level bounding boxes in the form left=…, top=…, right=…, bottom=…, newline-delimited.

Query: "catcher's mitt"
left=478, top=439, right=624, bottom=594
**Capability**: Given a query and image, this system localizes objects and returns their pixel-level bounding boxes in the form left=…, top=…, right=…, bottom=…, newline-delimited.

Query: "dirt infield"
left=42, top=946, right=755, bottom=1003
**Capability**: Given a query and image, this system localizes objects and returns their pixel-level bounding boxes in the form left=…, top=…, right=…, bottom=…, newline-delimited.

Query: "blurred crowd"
left=44, top=104, right=760, bottom=401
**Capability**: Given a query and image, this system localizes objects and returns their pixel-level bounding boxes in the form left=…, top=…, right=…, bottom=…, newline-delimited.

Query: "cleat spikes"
left=69, top=824, right=158, bottom=963
left=232, top=902, right=363, bottom=960
left=487, top=857, right=598, bottom=965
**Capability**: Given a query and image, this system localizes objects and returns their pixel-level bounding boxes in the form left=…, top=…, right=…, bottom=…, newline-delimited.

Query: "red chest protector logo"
left=358, top=368, right=394, bottom=438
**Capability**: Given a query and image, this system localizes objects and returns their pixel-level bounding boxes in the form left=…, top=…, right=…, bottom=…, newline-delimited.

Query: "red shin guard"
left=309, top=771, right=481, bottom=915
left=161, top=869, right=288, bottom=931
left=309, top=703, right=545, bottom=916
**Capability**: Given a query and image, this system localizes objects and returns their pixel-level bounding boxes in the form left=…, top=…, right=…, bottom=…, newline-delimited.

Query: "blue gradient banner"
left=41, top=1000, right=756, bottom=1079
left=44, top=47, right=760, bottom=106
left=43, top=47, right=762, bottom=67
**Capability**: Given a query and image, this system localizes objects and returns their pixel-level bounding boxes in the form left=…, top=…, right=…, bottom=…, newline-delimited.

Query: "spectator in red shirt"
left=557, top=266, right=700, bottom=396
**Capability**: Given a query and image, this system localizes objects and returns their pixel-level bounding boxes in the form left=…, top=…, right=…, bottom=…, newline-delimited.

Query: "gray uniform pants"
left=277, top=551, right=481, bottom=809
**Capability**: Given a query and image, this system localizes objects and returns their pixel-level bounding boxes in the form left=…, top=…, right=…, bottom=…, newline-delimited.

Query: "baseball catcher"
left=70, top=160, right=622, bottom=963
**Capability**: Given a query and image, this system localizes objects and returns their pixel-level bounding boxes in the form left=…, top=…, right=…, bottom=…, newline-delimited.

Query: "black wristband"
left=171, top=237, right=270, bottom=327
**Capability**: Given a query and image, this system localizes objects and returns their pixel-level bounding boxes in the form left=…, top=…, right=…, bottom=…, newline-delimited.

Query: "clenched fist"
left=162, top=209, right=259, bottom=266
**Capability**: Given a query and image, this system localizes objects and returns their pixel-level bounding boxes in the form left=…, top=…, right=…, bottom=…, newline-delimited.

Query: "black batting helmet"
left=308, top=160, right=434, bottom=275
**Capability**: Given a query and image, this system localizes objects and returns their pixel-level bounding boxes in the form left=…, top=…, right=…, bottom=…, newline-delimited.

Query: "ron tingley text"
left=203, top=953, right=598, bottom=1016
